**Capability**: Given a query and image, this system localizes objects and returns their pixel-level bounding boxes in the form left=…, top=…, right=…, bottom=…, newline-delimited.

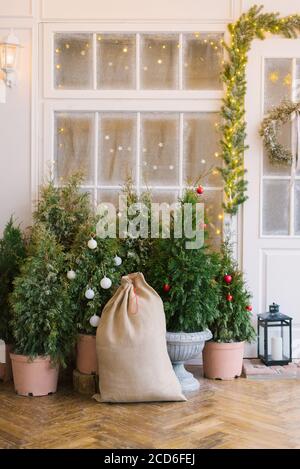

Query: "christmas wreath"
left=259, top=100, right=300, bottom=165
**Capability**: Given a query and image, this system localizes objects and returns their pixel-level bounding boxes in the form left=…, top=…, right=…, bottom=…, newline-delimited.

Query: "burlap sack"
left=94, top=272, right=186, bottom=403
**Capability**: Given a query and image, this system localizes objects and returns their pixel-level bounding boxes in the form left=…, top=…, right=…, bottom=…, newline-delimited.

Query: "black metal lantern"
left=257, top=303, right=292, bottom=366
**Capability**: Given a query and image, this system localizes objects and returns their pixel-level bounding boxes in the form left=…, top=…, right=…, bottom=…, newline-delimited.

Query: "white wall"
left=0, top=0, right=298, bottom=235
left=0, top=27, right=32, bottom=233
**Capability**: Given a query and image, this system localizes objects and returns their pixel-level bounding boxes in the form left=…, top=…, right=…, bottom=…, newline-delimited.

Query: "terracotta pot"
left=0, top=343, right=13, bottom=382
left=76, top=334, right=97, bottom=375
left=10, top=353, right=59, bottom=396
left=202, top=341, right=245, bottom=380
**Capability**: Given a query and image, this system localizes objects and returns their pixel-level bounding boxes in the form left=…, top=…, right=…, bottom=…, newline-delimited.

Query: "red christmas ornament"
left=246, top=305, right=253, bottom=312
left=224, top=274, right=232, bottom=284
left=163, top=283, right=171, bottom=293
left=196, top=186, right=204, bottom=195
left=226, top=293, right=233, bottom=302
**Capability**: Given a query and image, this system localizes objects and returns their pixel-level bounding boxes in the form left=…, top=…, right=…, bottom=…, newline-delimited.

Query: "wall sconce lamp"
left=0, top=30, right=22, bottom=101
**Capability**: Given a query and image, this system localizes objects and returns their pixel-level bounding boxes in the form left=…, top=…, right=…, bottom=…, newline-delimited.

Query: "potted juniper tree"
left=33, top=173, right=95, bottom=375
left=0, top=218, right=26, bottom=382
left=202, top=241, right=256, bottom=380
left=118, top=180, right=154, bottom=274
left=68, top=219, right=122, bottom=375
left=147, top=188, right=221, bottom=392
left=34, top=172, right=92, bottom=253
left=10, top=224, right=74, bottom=396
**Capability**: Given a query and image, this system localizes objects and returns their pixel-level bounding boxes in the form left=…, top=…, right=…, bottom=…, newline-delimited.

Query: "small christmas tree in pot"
left=147, top=188, right=220, bottom=392
left=10, top=224, right=74, bottom=396
left=118, top=180, right=154, bottom=274
left=68, top=221, right=122, bottom=375
left=202, top=241, right=256, bottom=380
left=0, top=218, right=26, bottom=382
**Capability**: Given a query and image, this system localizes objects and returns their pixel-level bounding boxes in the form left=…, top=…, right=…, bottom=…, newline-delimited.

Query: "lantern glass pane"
left=258, top=323, right=266, bottom=358
left=4, top=44, right=17, bottom=69
left=267, top=323, right=282, bottom=360
left=282, top=324, right=291, bottom=360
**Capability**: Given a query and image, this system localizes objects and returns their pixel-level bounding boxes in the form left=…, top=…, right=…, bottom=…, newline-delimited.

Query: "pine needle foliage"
left=68, top=233, right=121, bottom=335
left=0, top=218, right=26, bottom=343
left=34, top=173, right=92, bottom=252
left=118, top=180, right=154, bottom=274
left=147, top=189, right=221, bottom=332
left=10, top=224, right=75, bottom=366
left=209, top=241, right=256, bottom=342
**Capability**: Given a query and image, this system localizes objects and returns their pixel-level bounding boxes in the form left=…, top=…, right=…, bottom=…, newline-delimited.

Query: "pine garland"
left=221, top=5, right=300, bottom=214
left=259, top=100, right=300, bottom=165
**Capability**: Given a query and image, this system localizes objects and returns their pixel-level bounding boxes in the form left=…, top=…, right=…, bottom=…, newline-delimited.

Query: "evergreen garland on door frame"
left=220, top=5, right=300, bottom=215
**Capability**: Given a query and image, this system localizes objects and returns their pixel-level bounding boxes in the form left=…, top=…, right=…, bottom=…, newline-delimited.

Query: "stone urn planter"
left=166, top=330, right=212, bottom=392
left=202, top=341, right=245, bottom=380
left=76, top=334, right=97, bottom=375
left=10, top=353, right=59, bottom=396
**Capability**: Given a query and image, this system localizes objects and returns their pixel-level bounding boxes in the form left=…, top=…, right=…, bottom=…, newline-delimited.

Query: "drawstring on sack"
left=129, top=286, right=139, bottom=315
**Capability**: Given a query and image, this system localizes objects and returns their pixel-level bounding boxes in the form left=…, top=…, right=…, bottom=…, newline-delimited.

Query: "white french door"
left=244, top=38, right=300, bottom=358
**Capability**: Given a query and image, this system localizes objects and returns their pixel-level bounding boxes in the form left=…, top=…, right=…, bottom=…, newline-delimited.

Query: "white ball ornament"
left=100, top=276, right=112, bottom=289
left=114, top=255, right=122, bottom=267
left=87, top=238, right=97, bottom=250
left=89, top=314, right=100, bottom=328
left=67, top=270, right=76, bottom=280
left=85, top=288, right=95, bottom=300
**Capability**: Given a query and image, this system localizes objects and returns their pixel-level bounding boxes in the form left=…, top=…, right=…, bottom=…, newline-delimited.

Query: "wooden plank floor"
left=1, top=366, right=300, bottom=449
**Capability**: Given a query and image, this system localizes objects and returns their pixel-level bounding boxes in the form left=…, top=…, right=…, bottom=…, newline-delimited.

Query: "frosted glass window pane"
left=79, top=188, right=95, bottom=209
left=141, top=34, right=179, bottom=89
left=97, top=34, right=136, bottom=89
left=97, top=190, right=120, bottom=207
left=141, top=113, right=179, bottom=186
left=202, top=190, right=223, bottom=249
left=183, top=113, right=222, bottom=187
left=151, top=191, right=179, bottom=205
left=264, top=59, right=292, bottom=112
left=294, top=182, right=300, bottom=235
left=98, top=113, right=136, bottom=185
left=296, top=60, right=300, bottom=102
left=54, top=113, right=94, bottom=185
left=183, top=33, right=223, bottom=90
left=54, top=34, right=93, bottom=89
left=263, top=180, right=290, bottom=235
left=263, top=120, right=291, bottom=176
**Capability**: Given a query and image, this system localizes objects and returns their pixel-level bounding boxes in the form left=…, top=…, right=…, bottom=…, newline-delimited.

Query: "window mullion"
left=136, top=112, right=141, bottom=195
left=136, top=33, right=140, bottom=91
left=290, top=58, right=297, bottom=236
left=93, top=33, right=97, bottom=90
left=94, top=112, right=99, bottom=207
left=179, top=33, right=183, bottom=90
left=179, top=112, right=184, bottom=197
